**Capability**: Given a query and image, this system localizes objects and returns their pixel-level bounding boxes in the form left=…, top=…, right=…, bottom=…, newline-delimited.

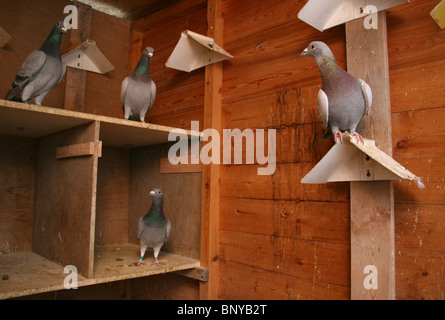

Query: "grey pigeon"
left=5, top=20, right=67, bottom=105
left=136, top=188, right=171, bottom=266
left=301, top=41, right=372, bottom=143
left=121, top=46, right=156, bottom=122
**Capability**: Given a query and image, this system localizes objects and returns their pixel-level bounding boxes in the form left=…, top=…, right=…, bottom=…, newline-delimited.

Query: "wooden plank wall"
left=219, top=0, right=445, bottom=300
left=387, top=1, right=445, bottom=300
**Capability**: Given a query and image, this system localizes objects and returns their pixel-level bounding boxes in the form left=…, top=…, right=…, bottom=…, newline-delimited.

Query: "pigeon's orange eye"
left=311, top=45, right=316, bottom=49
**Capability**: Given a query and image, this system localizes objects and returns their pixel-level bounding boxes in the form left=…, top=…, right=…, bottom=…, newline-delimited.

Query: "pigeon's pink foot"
left=152, top=258, right=165, bottom=266
left=351, top=131, right=364, bottom=144
left=134, top=258, right=145, bottom=266
left=334, top=131, right=344, bottom=144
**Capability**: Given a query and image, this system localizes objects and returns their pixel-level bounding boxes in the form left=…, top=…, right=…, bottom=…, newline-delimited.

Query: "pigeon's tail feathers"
left=5, top=84, right=23, bottom=101
left=128, top=114, right=142, bottom=122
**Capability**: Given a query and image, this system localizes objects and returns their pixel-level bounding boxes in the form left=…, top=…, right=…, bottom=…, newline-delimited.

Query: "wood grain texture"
left=0, top=136, right=36, bottom=253
left=200, top=0, right=222, bottom=300
left=32, top=121, right=100, bottom=278
left=96, top=146, right=130, bottom=246
left=347, top=12, right=395, bottom=300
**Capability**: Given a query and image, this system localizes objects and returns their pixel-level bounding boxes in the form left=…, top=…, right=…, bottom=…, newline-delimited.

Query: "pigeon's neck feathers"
left=142, top=198, right=166, bottom=226
left=133, top=55, right=150, bottom=76
left=40, top=27, right=63, bottom=57
left=315, top=53, right=346, bottom=84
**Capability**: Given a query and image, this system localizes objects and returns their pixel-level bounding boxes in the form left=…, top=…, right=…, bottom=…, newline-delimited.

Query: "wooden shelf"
left=0, top=244, right=200, bottom=299
left=0, top=99, right=200, bottom=147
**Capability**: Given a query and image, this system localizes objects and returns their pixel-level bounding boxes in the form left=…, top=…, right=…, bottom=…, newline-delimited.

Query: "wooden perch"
left=62, top=39, right=114, bottom=74
left=56, top=141, right=102, bottom=159
left=165, top=30, right=233, bottom=72
left=298, top=0, right=409, bottom=31
left=301, top=133, right=425, bottom=188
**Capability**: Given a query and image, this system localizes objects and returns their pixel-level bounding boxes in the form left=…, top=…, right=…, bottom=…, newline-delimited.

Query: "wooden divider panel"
left=33, top=121, right=100, bottom=278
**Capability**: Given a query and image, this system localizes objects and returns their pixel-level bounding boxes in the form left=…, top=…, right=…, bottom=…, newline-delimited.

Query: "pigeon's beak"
left=61, top=27, right=67, bottom=34
left=149, top=190, right=155, bottom=196
left=300, top=48, right=308, bottom=56
left=148, top=52, right=153, bottom=58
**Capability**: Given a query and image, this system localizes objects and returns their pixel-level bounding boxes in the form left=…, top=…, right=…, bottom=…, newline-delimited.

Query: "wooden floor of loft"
left=0, top=244, right=200, bottom=299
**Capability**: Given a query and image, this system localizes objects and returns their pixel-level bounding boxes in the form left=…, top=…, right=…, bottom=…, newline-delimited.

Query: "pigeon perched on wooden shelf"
left=121, top=46, right=156, bottom=123
left=5, top=20, right=67, bottom=105
left=301, top=41, right=372, bottom=144
left=136, top=188, right=171, bottom=266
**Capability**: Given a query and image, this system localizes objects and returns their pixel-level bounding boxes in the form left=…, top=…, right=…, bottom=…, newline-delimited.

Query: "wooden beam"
left=346, top=11, right=395, bottom=300
left=200, top=0, right=223, bottom=300
left=64, top=1, right=92, bottom=112
left=56, top=141, right=102, bottom=159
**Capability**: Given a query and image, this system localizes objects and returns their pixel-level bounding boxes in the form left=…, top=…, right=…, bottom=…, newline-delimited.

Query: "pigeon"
left=5, top=20, right=67, bottom=105
left=300, top=41, right=372, bottom=144
left=121, top=46, right=156, bottom=122
left=136, top=188, right=171, bottom=266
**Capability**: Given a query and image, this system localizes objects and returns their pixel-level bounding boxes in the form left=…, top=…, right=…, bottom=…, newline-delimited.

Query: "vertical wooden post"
left=346, top=11, right=395, bottom=299
left=200, top=0, right=223, bottom=300
left=64, top=1, right=91, bottom=112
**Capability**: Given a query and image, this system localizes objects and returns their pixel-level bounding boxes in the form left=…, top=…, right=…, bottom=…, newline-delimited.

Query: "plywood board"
left=0, top=245, right=199, bottom=299
left=32, top=121, right=100, bottom=278
left=0, top=136, right=36, bottom=254
left=0, top=100, right=200, bottom=148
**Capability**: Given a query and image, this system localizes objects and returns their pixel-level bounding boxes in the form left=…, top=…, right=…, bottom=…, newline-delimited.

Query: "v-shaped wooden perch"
left=165, top=30, right=233, bottom=72
left=301, top=133, right=425, bottom=188
left=62, top=39, right=114, bottom=74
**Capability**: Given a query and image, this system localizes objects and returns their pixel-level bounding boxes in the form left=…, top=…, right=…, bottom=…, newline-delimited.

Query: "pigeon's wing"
left=358, top=79, right=372, bottom=116
left=120, top=76, right=129, bottom=108
left=17, top=50, right=47, bottom=80
left=54, top=62, right=67, bottom=87
left=317, top=89, right=329, bottom=130
left=5, top=50, right=47, bottom=100
left=137, top=217, right=144, bottom=240
left=165, top=220, right=171, bottom=242
left=149, top=80, right=156, bottom=109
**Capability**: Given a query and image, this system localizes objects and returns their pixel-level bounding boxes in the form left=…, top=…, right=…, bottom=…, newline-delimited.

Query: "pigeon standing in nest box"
left=121, top=46, right=156, bottom=122
left=301, top=41, right=372, bottom=144
left=135, top=188, right=171, bottom=266
left=5, top=21, right=67, bottom=105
